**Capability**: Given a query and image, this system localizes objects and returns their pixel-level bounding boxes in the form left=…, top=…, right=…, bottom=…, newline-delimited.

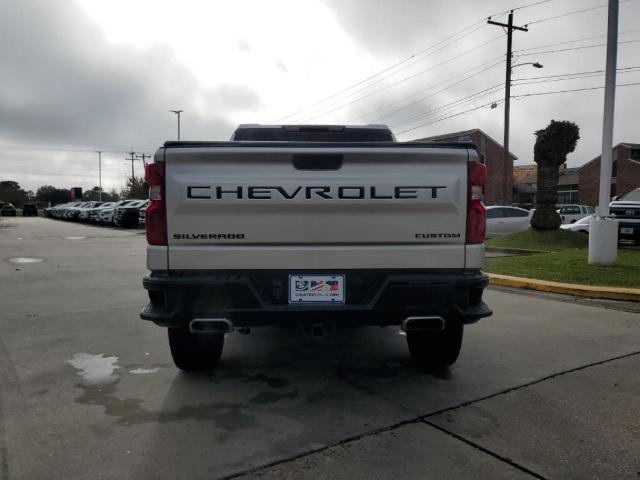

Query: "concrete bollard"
left=588, top=217, right=618, bottom=265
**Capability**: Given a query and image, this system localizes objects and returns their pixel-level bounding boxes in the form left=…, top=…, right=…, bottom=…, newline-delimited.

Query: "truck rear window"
left=231, top=125, right=395, bottom=142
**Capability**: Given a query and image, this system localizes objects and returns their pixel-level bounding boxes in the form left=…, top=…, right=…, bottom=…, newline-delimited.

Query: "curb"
left=488, top=273, right=640, bottom=302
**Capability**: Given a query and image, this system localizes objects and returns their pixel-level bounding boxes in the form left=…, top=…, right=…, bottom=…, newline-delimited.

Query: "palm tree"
left=531, top=120, right=580, bottom=230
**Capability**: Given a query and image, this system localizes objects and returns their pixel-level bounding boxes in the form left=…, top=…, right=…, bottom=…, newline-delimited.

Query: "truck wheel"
left=406, top=323, right=463, bottom=368
left=168, top=327, right=224, bottom=371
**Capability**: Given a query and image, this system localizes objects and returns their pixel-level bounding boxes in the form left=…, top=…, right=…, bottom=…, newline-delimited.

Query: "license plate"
left=621, top=227, right=634, bottom=234
left=289, top=274, right=345, bottom=303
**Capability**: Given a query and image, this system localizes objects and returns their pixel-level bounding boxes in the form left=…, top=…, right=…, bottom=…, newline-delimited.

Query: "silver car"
left=486, top=206, right=531, bottom=237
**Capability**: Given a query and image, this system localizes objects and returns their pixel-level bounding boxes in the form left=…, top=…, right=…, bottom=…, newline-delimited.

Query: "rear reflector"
left=144, top=162, right=167, bottom=246
left=466, top=162, right=487, bottom=244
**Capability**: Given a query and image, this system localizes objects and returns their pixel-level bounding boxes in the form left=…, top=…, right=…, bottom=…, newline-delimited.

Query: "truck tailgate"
left=164, top=144, right=471, bottom=270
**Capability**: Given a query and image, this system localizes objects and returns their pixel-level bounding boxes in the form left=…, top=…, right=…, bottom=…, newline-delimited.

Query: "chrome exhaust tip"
left=189, top=318, right=233, bottom=334
left=402, top=316, right=445, bottom=332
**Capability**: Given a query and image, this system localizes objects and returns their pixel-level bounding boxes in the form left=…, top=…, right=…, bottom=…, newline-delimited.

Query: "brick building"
left=578, top=143, right=640, bottom=206
left=513, top=164, right=578, bottom=208
left=415, top=129, right=516, bottom=205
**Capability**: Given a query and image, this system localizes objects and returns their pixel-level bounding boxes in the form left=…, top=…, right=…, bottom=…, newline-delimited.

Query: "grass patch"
left=487, top=228, right=588, bottom=252
left=485, top=248, right=640, bottom=288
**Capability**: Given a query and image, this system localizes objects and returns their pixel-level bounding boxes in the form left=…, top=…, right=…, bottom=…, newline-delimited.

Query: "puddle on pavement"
left=9, top=257, right=44, bottom=264
left=74, top=377, right=259, bottom=431
left=65, top=236, right=86, bottom=240
left=66, top=353, right=121, bottom=385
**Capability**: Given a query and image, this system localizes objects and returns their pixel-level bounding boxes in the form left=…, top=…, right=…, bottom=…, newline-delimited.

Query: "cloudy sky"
left=1, top=0, right=639, bottom=193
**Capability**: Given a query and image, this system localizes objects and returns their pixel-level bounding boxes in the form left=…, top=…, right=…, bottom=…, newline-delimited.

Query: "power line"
left=513, top=64, right=640, bottom=81
left=347, top=56, right=504, bottom=123
left=396, top=99, right=503, bottom=135
left=275, top=19, right=488, bottom=122
left=293, top=25, right=495, bottom=123
left=511, top=81, right=640, bottom=98
left=512, top=67, right=640, bottom=86
left=517, top=38, right=640, bottom=56
left=489, top=0, right=557, bottom=17
left=368, top=60, right=505, bottom=123
left=395, top=81, right=640, bottom=137
left=276, top=0, right=576, bottom=124
left=524, top=0, right=636, bottom=26
left=299, top=34, right=503, bottom=123
left=0, top=144, right=155, bottom=154
left=514, top=27, right=640, bottom=53
left=391, top=83, right=505, bottom=129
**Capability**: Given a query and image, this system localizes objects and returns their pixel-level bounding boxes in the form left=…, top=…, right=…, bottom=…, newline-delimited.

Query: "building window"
left=557, top=185, right=579, bottom=204
left=631, top=148, right=640, bottom=161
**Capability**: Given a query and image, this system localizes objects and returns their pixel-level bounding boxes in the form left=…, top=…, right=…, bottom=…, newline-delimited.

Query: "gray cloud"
left=321, top=0, right=640, bottom=167
left=0, top=0, right=261, bottom=153
left=323, top=0, right=454, bottom=57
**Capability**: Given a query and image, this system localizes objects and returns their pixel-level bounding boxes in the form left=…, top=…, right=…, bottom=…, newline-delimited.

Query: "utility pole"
left=95, top=150, right=102, bottom=201
left=488, top=11, right=528, bottom=204
left=589, top=0, right=619, bottom=265
left=128, top=150, right=136, bottom=182
left=136, top=153, right=151, bottom=167
left=170, top=109, right=184, bottom=140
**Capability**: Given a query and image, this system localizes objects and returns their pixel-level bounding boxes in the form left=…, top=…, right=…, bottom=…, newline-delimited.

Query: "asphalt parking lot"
left=1, top=217, right=639, bottom=480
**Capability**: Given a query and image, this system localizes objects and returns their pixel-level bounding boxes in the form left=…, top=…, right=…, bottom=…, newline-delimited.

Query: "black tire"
left=168, top=327, right=224, bottom=371
left=406, top=322, right=463, bottom=368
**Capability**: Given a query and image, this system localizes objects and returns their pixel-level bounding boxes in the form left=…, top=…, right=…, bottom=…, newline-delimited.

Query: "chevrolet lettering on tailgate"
left=186, top=185, right=447, bottom=200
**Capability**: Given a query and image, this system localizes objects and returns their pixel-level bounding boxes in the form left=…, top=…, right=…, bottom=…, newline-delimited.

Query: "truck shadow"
left=124, top=326, right=456, bottom=478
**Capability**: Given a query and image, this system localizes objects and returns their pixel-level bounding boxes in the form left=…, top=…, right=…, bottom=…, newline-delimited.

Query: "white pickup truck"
left=140, top=125, right=492, bottom=371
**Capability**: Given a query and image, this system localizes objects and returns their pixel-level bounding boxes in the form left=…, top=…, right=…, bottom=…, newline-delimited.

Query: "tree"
left=36, top=185, right=70, bottom=206
left=531, top=120, right=580, bottom=230
left=120, top=176, right=148, bottom=199
left=82, top=186, right=120, bottom=202
left=0, top=180, right=28, bottom=207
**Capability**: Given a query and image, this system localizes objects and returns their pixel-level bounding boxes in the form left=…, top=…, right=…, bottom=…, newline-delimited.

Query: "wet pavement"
left=1, top=217, right=639, bottom=479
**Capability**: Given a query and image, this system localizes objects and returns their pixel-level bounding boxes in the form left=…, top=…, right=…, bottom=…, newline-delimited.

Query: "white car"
left=560, top=214, right=593, bottom=234
left=486, top=206, right=531, bottom=236
left=99, top=200, right=137, bottom=224
left=557, top=204, right=595, bottom=224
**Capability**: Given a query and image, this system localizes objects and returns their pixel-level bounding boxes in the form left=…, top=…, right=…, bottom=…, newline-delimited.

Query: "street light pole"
left=589, top=0, right=619, bottom=265
left=170, top=109, right=183, bottom=140
left=96, top=150, right=102, bottom=201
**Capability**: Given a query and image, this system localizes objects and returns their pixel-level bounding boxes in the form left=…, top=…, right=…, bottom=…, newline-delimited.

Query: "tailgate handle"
left=293, top=154, right=343, bottom=170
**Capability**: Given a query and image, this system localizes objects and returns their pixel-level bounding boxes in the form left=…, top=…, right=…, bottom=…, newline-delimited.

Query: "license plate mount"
left=288, top=274, right=345, bottom=303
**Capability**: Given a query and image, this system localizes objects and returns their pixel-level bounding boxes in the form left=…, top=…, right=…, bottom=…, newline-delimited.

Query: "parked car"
left=77, top=202, right=103, bottom=221
left=88, top=202, right=115, bottom=222
left=610, top=188, right=640, bottom=244
left=64, top=202, right=94, bottom=221
left=51, top=202, right=75, bottom=218
left=99, top=200, right=137, bottom=224
left=1, top=203, right=17, bottom=216
left=138, top=205, right=146, bottom=227
left=560, top=214, right=593, bottom=235
left=557, top=204, right=594, bottom=224
left=22, top=203, right=38, bottom=216
left=486, top=206, right=531, bottom=236
left=114, top=199, right=148, bottom=228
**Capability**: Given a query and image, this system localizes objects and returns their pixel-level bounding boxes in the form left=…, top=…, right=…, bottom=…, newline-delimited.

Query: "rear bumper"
left=140, top=269, right=492, bottom=329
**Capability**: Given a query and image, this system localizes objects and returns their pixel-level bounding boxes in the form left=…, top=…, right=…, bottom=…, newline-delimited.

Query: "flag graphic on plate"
left=290, top=275, right=345, bottom=303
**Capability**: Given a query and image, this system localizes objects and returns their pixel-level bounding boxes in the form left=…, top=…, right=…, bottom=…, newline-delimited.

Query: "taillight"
left=466, top=161, right=487, bottom=244
left=144, top=162, right=167, bottom=245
